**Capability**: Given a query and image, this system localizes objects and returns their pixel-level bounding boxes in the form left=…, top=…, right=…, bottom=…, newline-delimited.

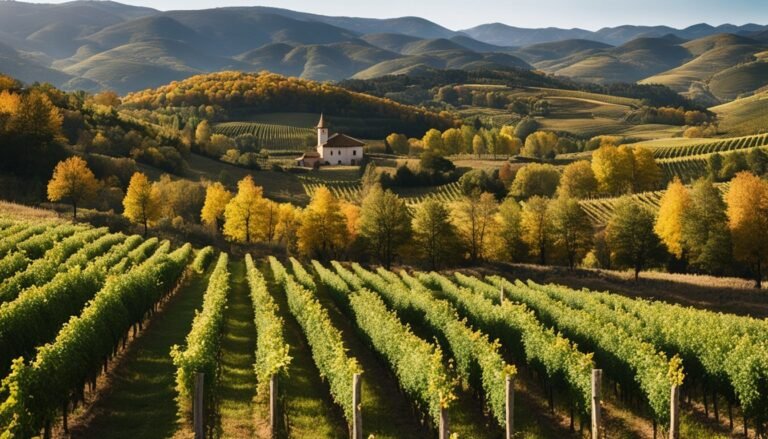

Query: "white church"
left=296, top=114, right=365, bottom=167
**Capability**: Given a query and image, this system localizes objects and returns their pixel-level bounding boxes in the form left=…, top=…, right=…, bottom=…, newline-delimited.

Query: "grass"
left=68, top=267, right=210, bottom=439
left=217, top=259, right=263, bottom=437
left=262, top=263, right=349, bottom=438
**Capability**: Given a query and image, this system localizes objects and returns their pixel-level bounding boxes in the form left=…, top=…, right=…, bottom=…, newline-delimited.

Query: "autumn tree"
left=340, top=201, right=361, bottom=240
left=472, top=134, right=486, bottom=157
left=499, top=125, right=522, bottom=156
left=630, top=146, right=663, bottom=192
left=558, top=160, right=597, bottom=199
left=681, top=178, right=732, bottom=274
left=276, top=203, right=302, bottom=255
left=592, top=144, right=634, bottom=195
left=359, top=187, right=411, bottom=268
left=195, top=120, right=212, bottom=146
left=493, top=198, right=525, bottom=262
left=654, top=178, right=690, bottom=261
left=47, top=156, right=99, bottom=219
left=453, top=192, right=498, bottom=262
left=522, top=131, right=558, bottom=159
left=412, top=198, right=458, bottom=269
left=509, top=163, right=561, bottom=199
left=223, top=176, right=266, bottom=243
left=441, top=128, right=463, bottom=155
left=422, top=129, right=444, bottom=155
left=605, top=197, right=663, bottom=281
left=386, top=133, right=409, bottom=155
left=123, top=172, right=161, bottom=236
left=550, top=195, right=593, bottom=269
left=521, top=196, right=553, bottom=265
left=200, top=182, right=233, bottom=232
left=260, top=199, right=280, bottom=243
left=726, top=172, right=768, bottom=288
left=297, top=186, right=348, bottom=260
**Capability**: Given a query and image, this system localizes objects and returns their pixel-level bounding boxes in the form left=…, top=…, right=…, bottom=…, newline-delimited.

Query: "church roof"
left=321, top=133, right=366, bottom=148
left=316, top=113, right=326, bottom=129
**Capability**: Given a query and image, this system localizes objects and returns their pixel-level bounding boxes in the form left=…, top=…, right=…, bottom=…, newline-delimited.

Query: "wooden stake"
left=505, top=375, right=514, bottom=439
left=592, top=369, right=602, bottom=439
left=669, top=385, right=680, bottom=439
left=353, top=373, right=362, bottom=439
left=194, top=372, right=204, bottom=439
left=270, top=374, right=278, bottom=438
left=439, top=406, right=449, bottom=439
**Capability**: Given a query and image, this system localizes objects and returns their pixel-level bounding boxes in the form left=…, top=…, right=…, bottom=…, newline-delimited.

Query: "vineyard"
left=300, top=180, right=465, bottom=207
left=213, top=122, right=314, bottom=150
left=578, top=183, right=729, bottom=225
left=1, top=219, right=766, bottom=438
left=646, top=133, right=768, bottom=159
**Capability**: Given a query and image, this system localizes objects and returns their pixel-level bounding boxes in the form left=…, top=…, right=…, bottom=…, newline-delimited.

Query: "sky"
left=26, top=0, right=768, bottom=30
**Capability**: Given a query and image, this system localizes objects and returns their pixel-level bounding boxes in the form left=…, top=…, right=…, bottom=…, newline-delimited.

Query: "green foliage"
left=0, top=243, right=191, bottom=437
left=0, top=234, right=145, bottom=374
left=348, top=289, right=455, bottom=424
left=348, top=263, right=514, bottom=428
left=486, top=276, right=680, bottom=424
left=268, top=256, right=361, bottom=423
left=423, top=272, right=594, bottom=416
left=191, top=246, right=216, bottom=274
left=605, top=197, right=664, bottom=279
left=171, top=252, right=230, bottom=416
left=244, top=255, right=291, bottom=390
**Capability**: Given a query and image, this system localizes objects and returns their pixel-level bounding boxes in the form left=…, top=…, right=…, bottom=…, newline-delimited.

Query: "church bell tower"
left=316, top=113, right=328, bottom=146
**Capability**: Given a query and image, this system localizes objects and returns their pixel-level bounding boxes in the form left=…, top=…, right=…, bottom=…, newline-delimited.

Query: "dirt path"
left=67, top=268, right=210, bottom=439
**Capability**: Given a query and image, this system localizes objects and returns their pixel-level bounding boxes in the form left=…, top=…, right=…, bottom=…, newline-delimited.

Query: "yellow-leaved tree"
left=592, top=145, right=634, bottom=195
left=223, top=175, right=266, bottom=243
left=276, top=203, right=302, bottom=255
left=521, top=196, right=553, bottom=265
left=654, top=178, right=690, bottom=259
left=297, top=186, right=349, bottom=260
left=726, top=171, right=768, bottom=288
left=200, top=182, right=233, bottom=232
left=47, top=156, right=100, bottom=219
left=123, top=172, right=161, bottom=236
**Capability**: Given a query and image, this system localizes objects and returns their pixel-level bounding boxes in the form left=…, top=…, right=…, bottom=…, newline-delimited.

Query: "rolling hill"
left=0, top=0, right=766, bottom=100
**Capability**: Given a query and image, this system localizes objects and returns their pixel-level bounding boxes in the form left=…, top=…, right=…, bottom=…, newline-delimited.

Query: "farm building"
left=314, top=114, right=365, bottom=166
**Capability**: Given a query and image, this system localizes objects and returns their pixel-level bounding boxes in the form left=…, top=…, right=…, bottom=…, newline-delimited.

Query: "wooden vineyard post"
left=669, top=385, right=680, bottom=439
left=505, top=375, right=515, bottom=439
left=592, top=369, right=602, bottom=439
left=439, top=406, right=449, bottom=439
left=194, top=372, right=204, bottom=439
left=270, top=374, right=278, bottom=438
left=352, top=373, right=362, bottom=439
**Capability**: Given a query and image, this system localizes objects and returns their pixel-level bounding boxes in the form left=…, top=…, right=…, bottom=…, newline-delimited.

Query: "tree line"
left=46, top=155, right=768, bottom=286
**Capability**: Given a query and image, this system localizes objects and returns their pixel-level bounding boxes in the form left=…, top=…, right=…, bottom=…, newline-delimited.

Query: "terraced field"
left=300, top=180, right=465, bottom=207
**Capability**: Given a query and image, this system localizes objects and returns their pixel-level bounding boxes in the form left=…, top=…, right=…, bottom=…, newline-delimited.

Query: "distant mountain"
left=640, top=34, right=768, bottom=100
left=0, top=0, right=765, bottom=101
left=462, top=22, right=768, bottom=47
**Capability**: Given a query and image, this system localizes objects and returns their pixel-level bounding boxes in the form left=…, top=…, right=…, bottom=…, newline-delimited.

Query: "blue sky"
left=31, top=0, right=768, bottom=30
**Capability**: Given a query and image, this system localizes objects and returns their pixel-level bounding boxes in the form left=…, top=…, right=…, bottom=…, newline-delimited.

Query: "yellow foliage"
left=276, top=203, right=302, bottom=254
left=123, top=172, right=161, bottom=235
left=223, top=176, right=267, bottom=243
left=0, top=90, right=21, bottom=114
left=654, top=178, right=690, bottom=258
left=340, top=201, right=361, bottom=239
left=726, top=172, right=768, bottom=267
left=46, top=156, right=100, bottom=218
left=297, top=186, right=348, bottom=259
left=200, top=182, right=232, bottom=229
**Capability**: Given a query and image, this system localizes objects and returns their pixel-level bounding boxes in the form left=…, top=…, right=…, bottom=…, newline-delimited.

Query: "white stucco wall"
left=317, top=145, right=364, bottom=165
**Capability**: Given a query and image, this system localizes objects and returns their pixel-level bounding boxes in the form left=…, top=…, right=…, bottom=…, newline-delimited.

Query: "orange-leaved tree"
left=726, top=171, right=768, bottom=288
left=47, top=156, right=99, bottom=219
